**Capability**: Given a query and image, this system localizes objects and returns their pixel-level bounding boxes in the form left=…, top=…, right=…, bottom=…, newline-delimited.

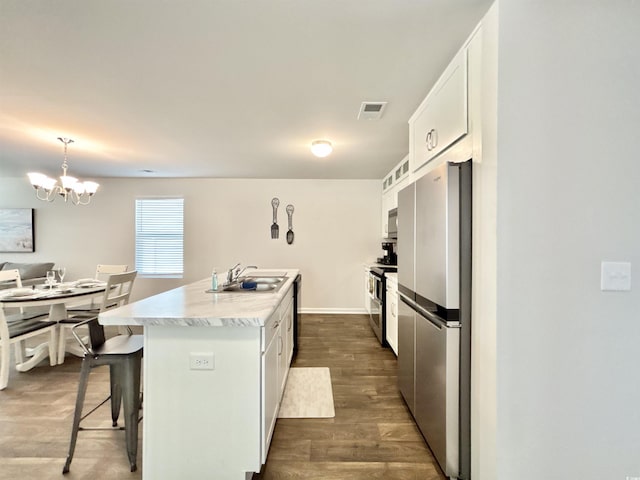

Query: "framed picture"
left=0, top=208, right=35, bottom=253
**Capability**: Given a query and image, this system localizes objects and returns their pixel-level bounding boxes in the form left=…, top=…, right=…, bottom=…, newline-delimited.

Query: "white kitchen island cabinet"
left=99, top=269, right=298, bottom=480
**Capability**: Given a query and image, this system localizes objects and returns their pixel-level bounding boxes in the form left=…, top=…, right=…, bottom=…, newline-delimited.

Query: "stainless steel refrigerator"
left=397, top=160, right=471, bottom=479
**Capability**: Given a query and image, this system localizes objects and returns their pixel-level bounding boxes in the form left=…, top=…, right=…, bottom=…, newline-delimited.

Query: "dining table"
left=0, top=281, right=108, bottom=372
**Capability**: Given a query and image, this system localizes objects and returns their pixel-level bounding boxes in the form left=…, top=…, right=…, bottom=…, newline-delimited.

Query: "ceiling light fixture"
left=310, top=140, right=333, bottom=158
left=27, top=137, right=99, bottom=205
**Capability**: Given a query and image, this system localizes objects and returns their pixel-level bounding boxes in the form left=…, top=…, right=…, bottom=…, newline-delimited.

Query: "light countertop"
left=99, top=269, right=299, bottom=328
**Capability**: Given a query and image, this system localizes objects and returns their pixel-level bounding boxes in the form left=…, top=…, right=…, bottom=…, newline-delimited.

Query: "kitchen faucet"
left=226, top=264, right=258, bottom=285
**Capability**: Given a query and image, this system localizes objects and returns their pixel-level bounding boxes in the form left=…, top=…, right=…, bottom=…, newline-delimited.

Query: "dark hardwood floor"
left=254, top=314, right=444, bottom=480
left=0, top=315, right=443, bottom=480
left=0, top=327, right=143, bottom=480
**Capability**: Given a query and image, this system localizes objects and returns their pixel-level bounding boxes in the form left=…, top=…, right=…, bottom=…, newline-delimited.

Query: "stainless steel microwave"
left=388, top=208, right=398, bottom=238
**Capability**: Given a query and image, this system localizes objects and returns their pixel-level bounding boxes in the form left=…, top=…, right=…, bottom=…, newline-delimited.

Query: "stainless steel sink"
left=216, top=275, right=288, bottom=293
left=241, top=276, right=283, bottom=284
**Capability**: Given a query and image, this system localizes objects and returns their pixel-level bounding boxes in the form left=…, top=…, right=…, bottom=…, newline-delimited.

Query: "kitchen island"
left=99, top=269, right=299, bottom=480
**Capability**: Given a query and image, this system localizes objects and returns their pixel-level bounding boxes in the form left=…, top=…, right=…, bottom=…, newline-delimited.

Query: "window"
left=135, top=198, right=184, bottom=278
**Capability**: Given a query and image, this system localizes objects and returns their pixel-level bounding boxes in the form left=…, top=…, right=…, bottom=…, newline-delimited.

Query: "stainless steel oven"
left=368, top=266, right=397, bottom=346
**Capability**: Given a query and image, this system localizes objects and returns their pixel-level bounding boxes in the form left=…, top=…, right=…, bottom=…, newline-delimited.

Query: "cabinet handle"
left=272, top=321, right=279, bottom=329
left=278, top=336, right=283, bottom=355
left=425, top=130, right=432, bottom=150
left=432, top=128, right=438, bottom=148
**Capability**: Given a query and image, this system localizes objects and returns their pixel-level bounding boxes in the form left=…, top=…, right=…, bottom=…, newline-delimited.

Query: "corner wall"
left=496, top=2, right=640, bottom=479
left=0, top=177, right=381, bottom=311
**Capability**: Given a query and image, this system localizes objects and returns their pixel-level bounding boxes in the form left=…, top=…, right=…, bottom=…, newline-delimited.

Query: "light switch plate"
left=601, top=261, right=631, bottom=291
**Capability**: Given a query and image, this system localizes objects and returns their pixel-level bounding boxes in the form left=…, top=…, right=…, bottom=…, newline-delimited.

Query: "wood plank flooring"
left=0, top=315, right=444, bottom=480
left=0, top=327, right=142, bottom=480
left=253, top=314, right=444, bottom=480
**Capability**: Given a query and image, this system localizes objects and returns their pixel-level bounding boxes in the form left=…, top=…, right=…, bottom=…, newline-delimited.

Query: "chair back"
left=72, top=271, right=137, bottom=355
left=95, top=264, right=128, bottom=281
left=0, top=269, right=23, bottom=288
left=0, top=269, right=25, bottom=313
left=86, top=318, right=107, bottom=351
left=99, top=270, right=137, bottom=313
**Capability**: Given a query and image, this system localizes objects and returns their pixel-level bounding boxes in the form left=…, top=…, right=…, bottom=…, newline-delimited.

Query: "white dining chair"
left=57, top=270, right=137, bottom=364
left=95, top=264, right=129, bottom=280
left=0, top=269, right=57, bottom=390
left=66, top=264, right=129, bottom=315
left=0, top=269, right=26, bottom=314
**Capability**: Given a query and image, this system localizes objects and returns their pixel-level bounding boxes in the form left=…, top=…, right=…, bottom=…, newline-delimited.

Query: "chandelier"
left=27, top=137, right=99, bottom=205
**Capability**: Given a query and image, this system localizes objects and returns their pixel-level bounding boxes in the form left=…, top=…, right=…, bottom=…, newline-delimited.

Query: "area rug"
left=278, top=367, right=335, bottom=418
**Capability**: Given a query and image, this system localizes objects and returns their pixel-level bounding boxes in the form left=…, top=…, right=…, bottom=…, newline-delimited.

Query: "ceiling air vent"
left=358, top=101, right=387, bottom=120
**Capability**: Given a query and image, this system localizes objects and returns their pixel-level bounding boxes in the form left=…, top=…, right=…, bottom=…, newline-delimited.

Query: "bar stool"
left=62, top=271, right=142, bottom=474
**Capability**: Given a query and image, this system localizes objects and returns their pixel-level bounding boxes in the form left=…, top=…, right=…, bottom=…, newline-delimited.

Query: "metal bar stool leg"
left=63, top=357, right=92, bottom=474
left=110, top=363, right=123, bottom=426
left=121, top=351, right=143, bottom=472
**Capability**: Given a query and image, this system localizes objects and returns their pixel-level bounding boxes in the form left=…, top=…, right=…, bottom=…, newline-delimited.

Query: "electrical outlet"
left=189, top=352, right=215, bottom=370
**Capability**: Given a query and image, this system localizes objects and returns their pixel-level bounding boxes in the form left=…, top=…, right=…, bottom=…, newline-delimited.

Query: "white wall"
left=470, top=3, right=498, bottom=479
left=0, top=177, right=381, bottom=311
left=496, top=1, right=640, bottom=479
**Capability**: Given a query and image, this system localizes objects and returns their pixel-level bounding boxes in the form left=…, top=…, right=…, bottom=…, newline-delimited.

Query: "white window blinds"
left=135, top=198, right=184, bottom=278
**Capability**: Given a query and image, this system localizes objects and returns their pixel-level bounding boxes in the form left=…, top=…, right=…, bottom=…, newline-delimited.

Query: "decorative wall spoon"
left=286, top=204, right=294, bottom=245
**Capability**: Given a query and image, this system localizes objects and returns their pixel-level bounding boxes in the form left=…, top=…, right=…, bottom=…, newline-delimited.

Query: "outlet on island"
left=189, top=352, right=215, bottom=370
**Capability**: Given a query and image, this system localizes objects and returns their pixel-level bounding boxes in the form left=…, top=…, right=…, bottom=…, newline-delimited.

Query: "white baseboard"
left=300, top=308, right=368, bottom=315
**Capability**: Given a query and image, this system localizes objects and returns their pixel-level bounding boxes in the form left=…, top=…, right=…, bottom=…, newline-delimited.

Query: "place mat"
left=278, top=367, right=335, bottom=418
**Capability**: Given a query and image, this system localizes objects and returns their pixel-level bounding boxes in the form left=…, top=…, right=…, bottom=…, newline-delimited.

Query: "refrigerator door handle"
left=400, top=292, right=455, bottom=330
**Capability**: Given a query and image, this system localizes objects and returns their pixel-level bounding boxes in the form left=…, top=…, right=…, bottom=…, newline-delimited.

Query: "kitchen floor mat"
left=278, top=367, right=335, bottom=418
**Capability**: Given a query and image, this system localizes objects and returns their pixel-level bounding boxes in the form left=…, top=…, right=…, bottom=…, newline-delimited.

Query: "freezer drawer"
left=397, top=294, right=415, bottom=414
left=415, top=310, right=460, bottom=478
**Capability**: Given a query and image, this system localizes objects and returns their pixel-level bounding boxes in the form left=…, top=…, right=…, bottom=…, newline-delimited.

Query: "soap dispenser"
left=211, top=268, right=218, bottom=291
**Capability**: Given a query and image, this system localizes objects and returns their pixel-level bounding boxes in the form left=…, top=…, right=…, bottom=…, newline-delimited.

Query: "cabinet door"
left=284, top=296, right=294, bottom=366
left=279, top=297, right=293, bottom=394
left=262, top=319, right=280, bottom=463
left=410, top=49, right=468, bottom=172
left=381, top=189, right=394, bottom=237
left=364, top=268, right=372, bottom=314
left=385, top=284, right=398, bottom=355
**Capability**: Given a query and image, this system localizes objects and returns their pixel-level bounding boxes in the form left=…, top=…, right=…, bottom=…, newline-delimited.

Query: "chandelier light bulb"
left=311, top=140, right=333, bottom=158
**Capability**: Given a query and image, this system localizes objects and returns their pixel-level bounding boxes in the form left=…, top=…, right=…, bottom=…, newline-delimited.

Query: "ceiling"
left=0, top=0, right=493, bottom=180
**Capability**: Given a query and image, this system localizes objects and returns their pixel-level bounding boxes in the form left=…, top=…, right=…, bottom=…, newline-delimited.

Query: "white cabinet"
left=279, top=292, right=294, bottom=393
left=261, top=285, right=294, bottom=463
left=385, top=275, right=398, bottom=355
left=262, top=315, right=280, bottom=462
left=381, top=155, right=411, bottom=237
left=381, top=188, right=395, bottom=237
left=364, top=266, right=372, bottom=314
left=409, top=48, right=468, bottom=172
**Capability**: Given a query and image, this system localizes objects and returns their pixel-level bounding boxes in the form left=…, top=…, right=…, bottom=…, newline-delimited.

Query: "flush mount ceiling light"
left=27, top=137, right=99, bottom=205
left=310, top=140, right=333, bottom=158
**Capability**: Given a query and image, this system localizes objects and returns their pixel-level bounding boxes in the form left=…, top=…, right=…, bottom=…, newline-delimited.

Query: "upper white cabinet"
left=409, top=47, right=468, bottom=172
left=381, top=155, right=410, bottom=237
